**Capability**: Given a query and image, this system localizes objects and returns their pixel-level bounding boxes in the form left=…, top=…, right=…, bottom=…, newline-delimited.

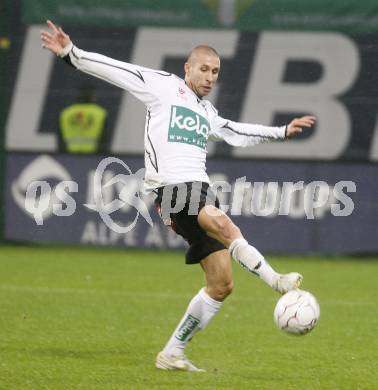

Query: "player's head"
left=184, top=45, right=220, bottom=97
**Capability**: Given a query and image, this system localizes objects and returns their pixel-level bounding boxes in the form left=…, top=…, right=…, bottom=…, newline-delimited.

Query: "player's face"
left=185, top=53, right=220, bottom=97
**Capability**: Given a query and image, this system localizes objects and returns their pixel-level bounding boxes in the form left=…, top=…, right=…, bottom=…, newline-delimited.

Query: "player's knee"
left=224, top=279, right=234, bottom=297
left=210, top=279, right=234, bottom=301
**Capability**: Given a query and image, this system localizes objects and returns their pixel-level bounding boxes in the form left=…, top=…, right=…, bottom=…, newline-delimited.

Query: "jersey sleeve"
left=60, top=42, right=170, bottom=106
left=209, top=114, right=287, bottom=147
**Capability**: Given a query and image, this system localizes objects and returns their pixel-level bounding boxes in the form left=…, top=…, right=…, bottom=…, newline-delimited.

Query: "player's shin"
left=228, top=238, right=278, bottom=287
left=162, top=288, right=222, bottom=357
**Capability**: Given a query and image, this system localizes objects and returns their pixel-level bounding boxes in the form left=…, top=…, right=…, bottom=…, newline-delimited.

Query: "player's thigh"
left=197, top=205, right=241, bottom=246
left=200, top=249, right=233, bottom=300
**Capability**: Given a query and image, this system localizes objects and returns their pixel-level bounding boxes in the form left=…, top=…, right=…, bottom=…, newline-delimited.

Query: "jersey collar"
left=184, top=81, right=203, bottom=102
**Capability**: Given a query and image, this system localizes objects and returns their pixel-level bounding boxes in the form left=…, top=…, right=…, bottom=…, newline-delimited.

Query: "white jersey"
left=62, top=43, right=286, bottom=192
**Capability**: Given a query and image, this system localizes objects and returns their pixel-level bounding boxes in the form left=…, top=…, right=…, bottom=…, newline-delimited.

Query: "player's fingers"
left=47, top=19, right=59, bottom=32
left=299, top=116, right=316, bottom=125
left=58, top=27, right=68, bottom=38
left=40, top=31, right=53, bottom=40
left=41, top=37, right=50, bottom=46
left=288, top=126, right=302, bottom=134
left=294, top=119, right=314, bottom=127
left=302, top=119, right=316, bottom=126
left=300, top=115, right=316, bottom=121
left=41, top=42, right=52, bottom=50
left=40, top=34, right=52, bottom=43
left=293, top=116, right=316, bottom=123
left=298, top=122, right=313, bottom=127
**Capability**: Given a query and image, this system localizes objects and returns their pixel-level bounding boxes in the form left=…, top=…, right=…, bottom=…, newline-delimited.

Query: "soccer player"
left=41, top=20, right=316, bottom=372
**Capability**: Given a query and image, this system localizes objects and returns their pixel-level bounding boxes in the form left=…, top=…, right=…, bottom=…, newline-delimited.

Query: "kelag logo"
left=168, top=105, right=209, bottom=149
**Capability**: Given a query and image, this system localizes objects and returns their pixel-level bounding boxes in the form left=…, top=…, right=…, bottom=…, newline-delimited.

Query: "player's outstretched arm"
left=40, top=20, right=167, bottom=106
left=286, top=116, right=316, bottom=137
left=40, top=20, right=71, bottom=55
left=210, top=113, right=317, bottom=147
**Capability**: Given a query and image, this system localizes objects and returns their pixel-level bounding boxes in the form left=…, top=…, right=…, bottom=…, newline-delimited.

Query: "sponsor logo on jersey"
left=168, top=105, right=209, bottom=149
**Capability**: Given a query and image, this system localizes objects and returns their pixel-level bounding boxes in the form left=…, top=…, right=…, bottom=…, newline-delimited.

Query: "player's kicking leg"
left=156, top=249, right=232, bottom=372
left=197, top=205, right=302, bottom=294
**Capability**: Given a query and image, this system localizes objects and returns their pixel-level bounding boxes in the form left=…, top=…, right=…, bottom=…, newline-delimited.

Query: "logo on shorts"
left=168, top=105, right=209, bottom=149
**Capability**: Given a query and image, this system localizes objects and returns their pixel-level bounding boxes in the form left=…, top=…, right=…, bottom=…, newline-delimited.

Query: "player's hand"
left=286, top=116, right=316, bottom=137
left=40, top=20, right=71, bottom=56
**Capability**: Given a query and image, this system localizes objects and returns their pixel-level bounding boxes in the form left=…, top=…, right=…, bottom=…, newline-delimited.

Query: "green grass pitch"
left=0, top=245, right=377, bottom=389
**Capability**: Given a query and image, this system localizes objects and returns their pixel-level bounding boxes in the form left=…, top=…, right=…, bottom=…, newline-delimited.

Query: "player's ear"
left=184, top=62, right=190, bottom=75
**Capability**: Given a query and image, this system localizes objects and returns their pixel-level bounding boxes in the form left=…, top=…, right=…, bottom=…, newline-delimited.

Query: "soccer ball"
left=274, top=289, right=320, bottom=335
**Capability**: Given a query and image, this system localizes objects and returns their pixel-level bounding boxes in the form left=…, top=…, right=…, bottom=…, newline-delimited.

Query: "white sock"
left=162, top=288, right=222, bottom=357
left=229, top=238, right=278, bottom=287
